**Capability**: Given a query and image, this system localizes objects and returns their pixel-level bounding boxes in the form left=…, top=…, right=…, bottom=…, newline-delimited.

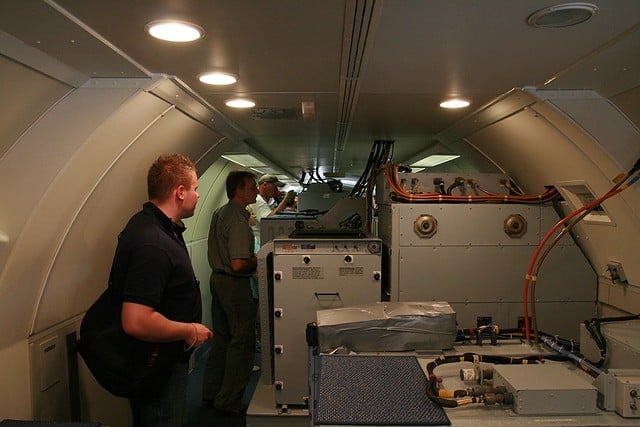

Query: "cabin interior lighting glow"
left=527, top=3, right=598, bottom=28
left=199, top=72, right=238, bottom=85
left=146, top=20, right=204, bottom=42
left=226, top=99, right=255, bottom=108
left=440, top=99, right=470, bottom=109
left=410, top=154, right=461, bottom=168
left=222, top=153, right=267, bottom=167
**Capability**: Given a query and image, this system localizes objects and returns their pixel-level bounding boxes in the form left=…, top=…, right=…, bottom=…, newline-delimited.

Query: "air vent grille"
left=558, top=182, right=613, bottom=225
left=334, top=0, right=381, bottom=158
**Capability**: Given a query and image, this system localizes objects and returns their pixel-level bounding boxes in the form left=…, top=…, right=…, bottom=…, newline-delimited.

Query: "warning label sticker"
left=339, top=266, right=364, bottom=276
left=292, top=267, right=324, bottom=279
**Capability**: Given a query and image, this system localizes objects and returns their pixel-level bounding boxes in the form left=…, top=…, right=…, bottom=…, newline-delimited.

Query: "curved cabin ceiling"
left=1, top=0, right=639, bottom=180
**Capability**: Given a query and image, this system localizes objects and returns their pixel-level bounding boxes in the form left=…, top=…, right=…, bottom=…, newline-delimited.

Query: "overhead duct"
left=333, top=0, right=382, bottom=168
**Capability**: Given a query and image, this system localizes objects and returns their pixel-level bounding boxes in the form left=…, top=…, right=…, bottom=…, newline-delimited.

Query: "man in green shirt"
left=202, top=170, right=259, bottom=415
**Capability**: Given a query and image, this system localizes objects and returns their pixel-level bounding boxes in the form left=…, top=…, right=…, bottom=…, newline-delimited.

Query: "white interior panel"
left=33, top=98, right=224, bottom=332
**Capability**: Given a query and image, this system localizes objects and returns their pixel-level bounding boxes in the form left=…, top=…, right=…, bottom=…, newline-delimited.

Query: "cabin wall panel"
left=0, top=84, right=149, bottom=347
left=611, top=85, right=640, bottom=130
left=34, top=101, right=225, bottom=332
left=26, top=316, right=131, bottom=426
left=533, top=99, right=640, bottom=293
left=466, top=97, right=640, bottom=301
left=0, top=74, right=257, bottom=421
left=0, top=340, right=31, bottom=420
left=0, top=56, right=73, bottom=160
left=540, top=94, right=640, bottom=175
left=28, top=319, right=78, bottom=422
left=599, top=276, right=640, bottom=315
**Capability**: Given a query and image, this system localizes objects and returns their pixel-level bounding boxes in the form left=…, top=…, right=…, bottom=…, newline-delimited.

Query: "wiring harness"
left=425, top=352, right=568, bottom=408
left=350, top=140, right=395, bottom=230
left=523, top=157, right=640, bottom=345
left=384, top=162, right=561, bottom=204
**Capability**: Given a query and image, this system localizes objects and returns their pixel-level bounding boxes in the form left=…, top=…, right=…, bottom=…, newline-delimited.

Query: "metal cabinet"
left=271, top=236, right=382, bottom=405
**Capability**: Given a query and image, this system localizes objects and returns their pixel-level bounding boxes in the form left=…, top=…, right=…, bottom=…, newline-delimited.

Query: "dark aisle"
left=186, top=342, right=260, bottom=427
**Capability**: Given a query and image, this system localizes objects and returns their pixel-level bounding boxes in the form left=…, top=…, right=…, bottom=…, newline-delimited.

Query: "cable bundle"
left=350, top=140, right=395, bottom=230
left=523, top=157, right=640, bottom=345
left=384, top=162, right=560, bottom=204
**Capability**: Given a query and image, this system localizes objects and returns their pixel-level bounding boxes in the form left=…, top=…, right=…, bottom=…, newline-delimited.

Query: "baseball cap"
left=258, top=174, right=285, bottom=187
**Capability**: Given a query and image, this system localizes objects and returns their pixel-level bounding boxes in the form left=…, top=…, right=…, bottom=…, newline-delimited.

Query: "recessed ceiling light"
left=226, top=99, right=256, bottom=108
left=198, top=72, right=238, bottom=85
left=527, top=3, right=598, bottom=28
left=145, top=20, right=204, bottom=42
left=410, top=154, right=461, bottom=168
left=222, top=153, right=267, bottom=167
left=439, top=99, right=470, bottom=109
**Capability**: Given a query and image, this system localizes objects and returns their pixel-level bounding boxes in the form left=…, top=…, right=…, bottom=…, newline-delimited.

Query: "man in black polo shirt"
left=111, top=154, right=212, bottom=426
left=202, top=170, right=259, bottom=415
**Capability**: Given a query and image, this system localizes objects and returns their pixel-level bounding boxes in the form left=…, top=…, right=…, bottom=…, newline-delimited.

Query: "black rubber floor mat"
left=315, top=355, right=450, bottom=425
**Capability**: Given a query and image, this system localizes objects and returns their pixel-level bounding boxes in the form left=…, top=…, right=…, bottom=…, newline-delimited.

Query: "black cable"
left=425, top=352, right=570, bottom=408
left=350, top=141, right=379, bottom=196
left=631, top=156, right=640, bottom=174
left=592, top=313, right=640, bottom=323
left=445, top=177, right=466, bottom=195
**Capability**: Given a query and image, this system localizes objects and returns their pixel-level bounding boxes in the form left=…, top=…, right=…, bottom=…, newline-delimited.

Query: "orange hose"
left=523, top=185, right=625, bottom=342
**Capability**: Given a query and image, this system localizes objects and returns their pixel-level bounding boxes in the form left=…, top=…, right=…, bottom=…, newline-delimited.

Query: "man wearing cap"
left=250, top=174, right=295, bottom=249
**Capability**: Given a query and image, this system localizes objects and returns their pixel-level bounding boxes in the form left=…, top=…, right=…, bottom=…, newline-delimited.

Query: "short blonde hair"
left=147, top=154, right=196, bottom=201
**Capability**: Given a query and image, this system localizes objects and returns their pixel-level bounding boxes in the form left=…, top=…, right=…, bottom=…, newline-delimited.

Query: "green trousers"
left=202, top=272, right=256, bottom=410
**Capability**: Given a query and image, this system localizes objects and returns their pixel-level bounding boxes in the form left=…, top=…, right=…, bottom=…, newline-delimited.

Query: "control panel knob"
left=303, top=256, right=311, bottom=264
left=373, top=272, right=381, bottom=281
left=274, top=271, right=282, bottom=280
left=274, top=309, right=283, bottom=318
left=344, top=255, right=353, bottom=263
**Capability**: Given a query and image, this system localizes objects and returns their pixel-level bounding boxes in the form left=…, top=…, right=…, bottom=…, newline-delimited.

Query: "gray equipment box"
left=377, top=201, right=596, bottom=341
left=492, top=364, right=597, bottom=415
left=260, top=213, right=320, bottom=244
left=316, top=301, right=456, bottom=352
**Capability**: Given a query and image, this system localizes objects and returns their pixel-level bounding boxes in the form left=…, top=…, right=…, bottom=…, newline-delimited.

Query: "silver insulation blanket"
left=316, top=301, right=457, bottom=352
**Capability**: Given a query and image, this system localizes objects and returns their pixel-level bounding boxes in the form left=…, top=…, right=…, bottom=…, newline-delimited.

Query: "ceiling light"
left=439, top=99, right=470, bottom=109
left=226, top=99, right=255, bottom=109
left=222, top=153, right=267, bottom=167
left=410, top=154, right=461, bottom=168
left=198, top=72, right=238, bottom=85
left=145, top=20, right=204, bottom=42
left=527, top=3, right=598, bottom=28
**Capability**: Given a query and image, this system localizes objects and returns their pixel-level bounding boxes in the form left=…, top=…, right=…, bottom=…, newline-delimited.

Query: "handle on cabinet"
left=314, top=292, right=340, bottom=297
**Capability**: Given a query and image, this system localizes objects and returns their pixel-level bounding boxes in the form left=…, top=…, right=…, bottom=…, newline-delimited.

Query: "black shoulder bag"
left=77, top=286, right=177, bottom=398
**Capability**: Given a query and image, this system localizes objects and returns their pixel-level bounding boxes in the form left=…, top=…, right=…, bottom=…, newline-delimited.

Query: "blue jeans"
left=129, top=359, right=189, bottom=427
